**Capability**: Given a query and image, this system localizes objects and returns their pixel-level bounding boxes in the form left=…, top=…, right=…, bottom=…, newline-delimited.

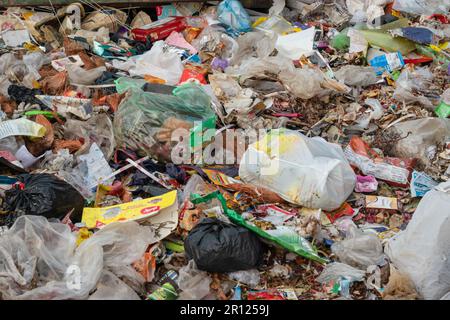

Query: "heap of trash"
left=0, top=0, right=449, bottom=300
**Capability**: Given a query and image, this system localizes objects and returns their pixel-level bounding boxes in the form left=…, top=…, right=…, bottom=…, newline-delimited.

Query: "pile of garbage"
left=0, top=0, right=449, bottom=300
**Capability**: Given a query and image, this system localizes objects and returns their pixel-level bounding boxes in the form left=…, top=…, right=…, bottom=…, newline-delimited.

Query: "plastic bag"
left=114, top=84, right=215, bottom=162
left=392, top=0, right=449, bottom=15
left=217, top=0, right=252, bottom=33
left=382, top=266, right=418, bottom=300
left=88, top=271, right=141, bottom=300
left=66, top=65, right=107, bottom=85
left=115, top=41, right=184, bottom=85
left=63, top=113, right=115, bottom=160
left=331, top=225, right=384, bottom=269
left=191, top=191, right=327, bottom=264
left=279, top=66, right=348, bottom=100
left=356, top=98, right=384, bottom=129
left=239, top=129, right=356, bottom=211
left=335, top=65, right=379, bottom=87
left=177, top=260, right=212, bottom=300
left=386, top=118, right=450, bottom=166
left=393, top=66, right=434, bottom=109
left=184, top=217, right=265, bottom=273
left=316, top=262, right=366, bottom=284
left=360, top=30, right=416, bottom=55
left=0, top=215, right=101, bottom=300
left=228, top=269, right=261, bottom=288
left=228, top=31, right=276, bottom=66
left=115, top=77, right=147, bottom=94
left=385, top=181, right=450, bottom=300
left=4, top=173, right=85, bottom=223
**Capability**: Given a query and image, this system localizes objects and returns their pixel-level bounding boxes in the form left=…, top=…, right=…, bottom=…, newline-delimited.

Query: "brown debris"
left=40, top=71, right=69, bottom=95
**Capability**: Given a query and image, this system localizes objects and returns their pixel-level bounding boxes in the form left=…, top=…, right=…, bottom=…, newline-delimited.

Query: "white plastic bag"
left=128, top=41, right=184, bottom=85
left=177, top=260, right=212, bottom=300
left=385, top=181, right=450, bottom=300
left=239, top=129, right=356, bottom=211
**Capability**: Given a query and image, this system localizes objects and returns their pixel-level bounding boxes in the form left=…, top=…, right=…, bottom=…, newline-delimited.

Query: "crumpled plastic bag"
left=386, top=118, right=450, bottom=167
left=392, top=0, right=449, bottom=15
left=113, top=41, right=183, bottom=85
left=217, top=0, right=252, bottom=33
left=228, top=269, right=260, bottom=288
left=331, top=225, right=385, bottom=269
left=239, top=129, right=356, bottom=211
left=335, top=65, right=379, bottom=87
left=66, top=65, right=106, bottom=85
left=177, top=260, right=212, bottom=300
left=316, top=262, right=366, bottom=284
left=63, top=113, right=115, bottom=160
left=393, top=66, right=434, bottom=109
left=0, top=215, right=156, bottom=300
left=385, top=181, right=450, bottom=300
left=184, top=218, right=265, bottom=273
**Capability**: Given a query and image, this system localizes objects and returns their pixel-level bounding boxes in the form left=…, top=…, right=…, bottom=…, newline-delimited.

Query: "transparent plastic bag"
left=392, top=0, right=449, bottom=15
left=66, top=65, right=107, bottom=85
left=239, top=129, right=356, bottom=211
left=114, top=83, right=215, bottom=162
left=335, top=65, right=379, bottom=87
left=217, top=0, right=252, bottom=33
left=316, top=262, right=366, bottom=284
left=393, top=67, right=434, bottom=109
left=177, top=260, right=212, bottom=300
left=0, top=216, right=155, bottom=300
left=128, top=41, right=184, bottom=85
left=386, top=181, right=450, bottom=300
left=0, top=215, right=101, bottom=300
left=88, top=271, right=141, bottom=300
left=331, top=225, right=384, bottom=269
left=387, top=118, right=450, bottom=166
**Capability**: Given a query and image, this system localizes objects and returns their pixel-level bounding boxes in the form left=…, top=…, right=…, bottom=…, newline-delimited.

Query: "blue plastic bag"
left=217, top=0, right=252, bottom=34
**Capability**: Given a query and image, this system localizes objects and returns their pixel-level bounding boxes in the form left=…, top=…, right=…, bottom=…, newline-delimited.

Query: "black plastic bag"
left=184, top=218, right=265, bottom=273
left=4, top=173, right=85, bottom=223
